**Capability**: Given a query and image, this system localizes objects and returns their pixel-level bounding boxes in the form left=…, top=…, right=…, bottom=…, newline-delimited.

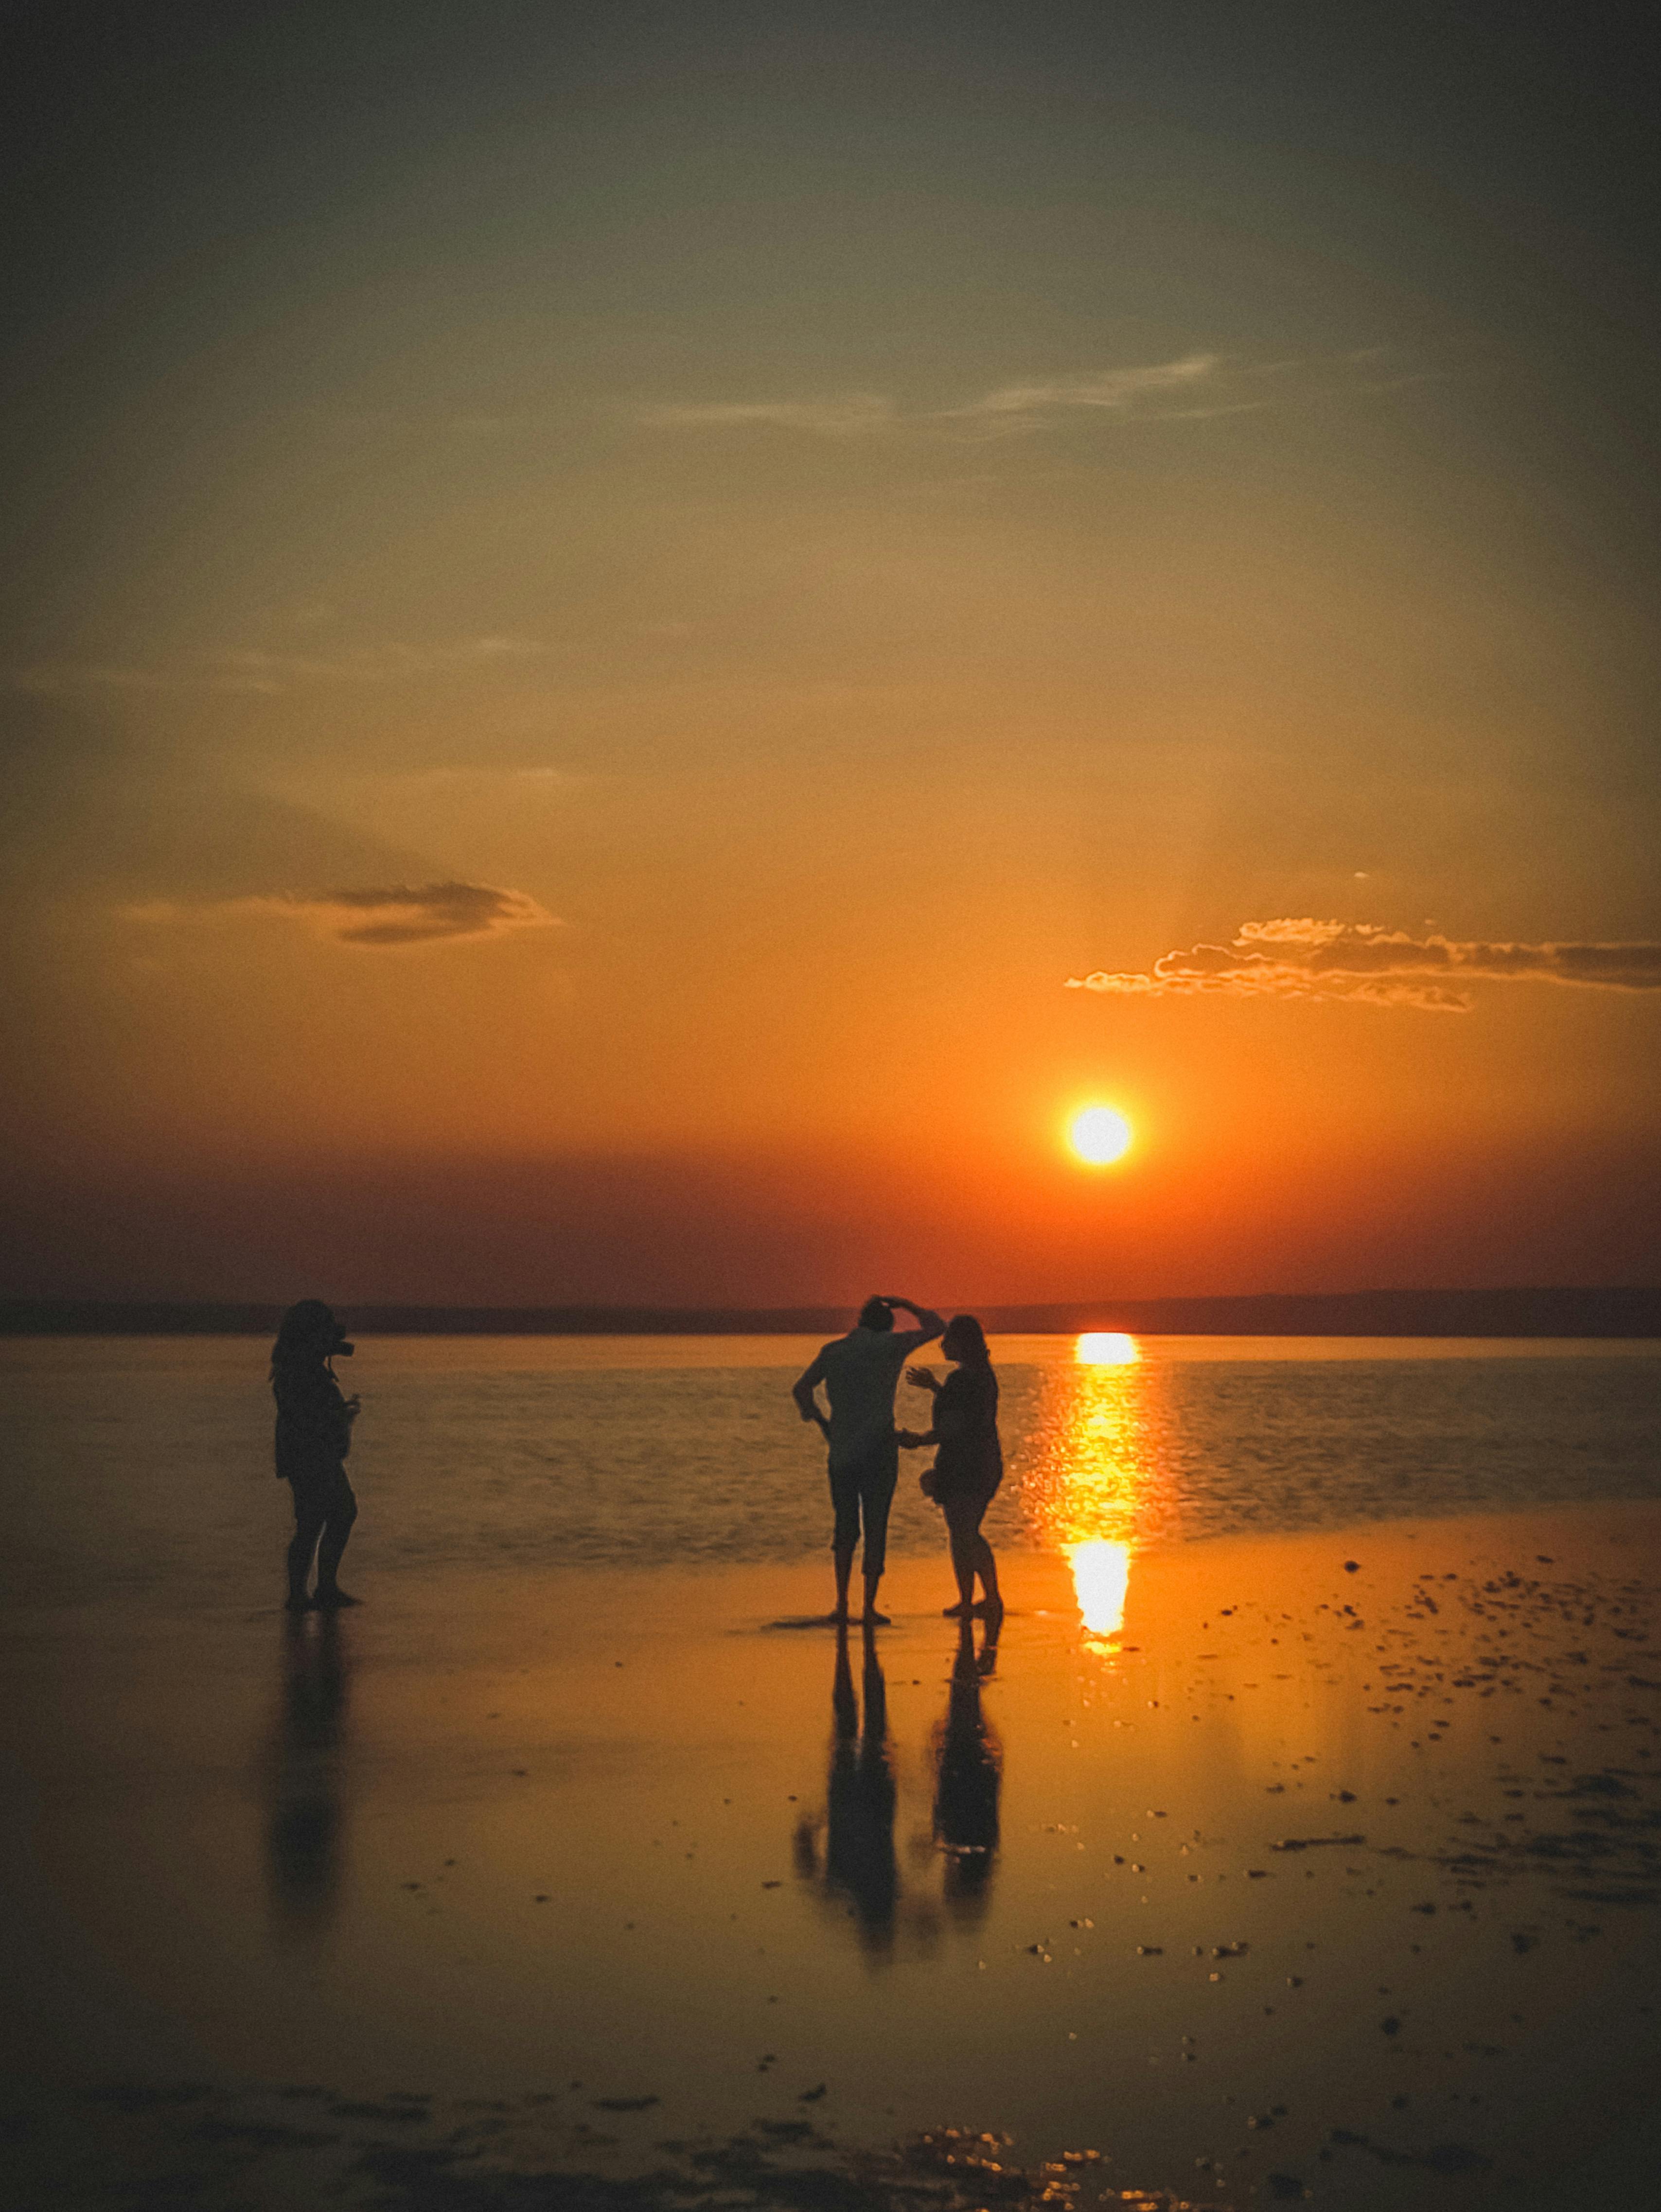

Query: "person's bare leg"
left=286, top=1511, right=323, bottom=1610
left=973, top=1534, right=1002, bottom=1614
left=944, top=1512, right=976, bottom=1614
left=944, top=1542, right=975, bottom=1615
left=862, top=1569, right=889, bottom=1626
left=828, top=1542, right=855, bottom=1622
left=860, top=1469, right=895, bottom=1625
left=313, top=1492, right=360, bottom=1607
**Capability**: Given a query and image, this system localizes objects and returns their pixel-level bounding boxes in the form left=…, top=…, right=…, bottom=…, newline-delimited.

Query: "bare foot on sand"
left=283, top=1593, right=314, bottom=1613
left=861, top=1610, right=891, bottom=1626
left=313, top=1588, right=362, bottom=1609
left=823, top=1607, right=850, bottom=1625
left=942, top=1601, right=971, bottom=1616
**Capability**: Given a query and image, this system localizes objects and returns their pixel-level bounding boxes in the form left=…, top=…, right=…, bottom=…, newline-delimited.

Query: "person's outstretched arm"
left=792, top=1351, right=830, bottom=1432
left=880, top=1296, right=945, bottom=1350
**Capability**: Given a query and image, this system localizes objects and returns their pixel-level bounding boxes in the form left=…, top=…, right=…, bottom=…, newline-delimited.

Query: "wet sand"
left=5, top=1502, right=1661, bottom=2208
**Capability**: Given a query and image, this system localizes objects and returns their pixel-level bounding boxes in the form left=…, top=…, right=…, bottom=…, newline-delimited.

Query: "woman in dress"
left=899, top=1313, right=1003, bottom=1618
left=271, top=1299, right=361, bottom=1611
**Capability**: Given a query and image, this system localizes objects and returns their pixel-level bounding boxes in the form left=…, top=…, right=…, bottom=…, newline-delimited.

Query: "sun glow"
left=1075, top=1331, right=1139, bottom=1366
left=1069, top=1105, right=1132, bottom=1165
left=1068, top=1537, right=1132, bottom=1642
left=1020, top=1346, right=1173, bottom=1654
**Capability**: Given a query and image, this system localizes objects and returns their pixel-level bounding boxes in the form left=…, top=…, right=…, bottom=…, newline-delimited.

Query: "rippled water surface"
left=3, top=1333, right=1655, bottom=1609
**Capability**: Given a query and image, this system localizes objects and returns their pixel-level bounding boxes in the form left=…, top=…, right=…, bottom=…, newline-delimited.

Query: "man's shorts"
left=827, top=1439, right=900, bottom=1576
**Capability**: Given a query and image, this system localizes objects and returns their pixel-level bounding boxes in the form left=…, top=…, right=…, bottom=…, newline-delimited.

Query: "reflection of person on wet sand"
left=900, top=1313, right=1003, bottom=1618
left=271, top=1299, right=361, bottom=1611
left=933, top=1615, right=1002, bottom=1918
left=267, top=1610, right=349, bottom=1935
left=793, top=1626, right=898, bottom=1949
left=792, top=1294, right=944, bottom=1624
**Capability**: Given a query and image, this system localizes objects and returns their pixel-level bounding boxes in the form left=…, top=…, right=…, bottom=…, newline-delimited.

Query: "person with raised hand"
left=792, top=1294, right=945, bottom=1624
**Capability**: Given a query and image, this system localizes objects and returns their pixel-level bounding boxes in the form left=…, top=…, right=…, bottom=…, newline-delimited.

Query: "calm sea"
left=2, top=1332, right=1655, bottom=1613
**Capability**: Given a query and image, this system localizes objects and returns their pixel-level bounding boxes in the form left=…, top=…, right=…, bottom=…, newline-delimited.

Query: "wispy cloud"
left=939, top=353, right=1223, bottom=432
left=637, top=347, right=1453, bottom=445
left=129, top=881, right=559, bottom=948
left=1066, top=920, right=1661, bottom=1013
left=636, top=396, right=899, bottom=437
left=640, top=355, right=1228, bottom=440
left=14, top=636, right=559, bottom=698
left=11, top=661, right=284, bottom=698
left=209, top=637, right=558, bottom=684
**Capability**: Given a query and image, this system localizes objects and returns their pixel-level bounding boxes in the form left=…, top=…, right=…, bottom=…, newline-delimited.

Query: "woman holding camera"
left=899, top=1313, right=1004, bottom=1618
left=271, top=1299, right=361, bottom=1611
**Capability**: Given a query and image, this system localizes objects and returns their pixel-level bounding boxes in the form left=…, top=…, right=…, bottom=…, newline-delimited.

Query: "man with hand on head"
left=793, top=1295, right=945, bottom=1627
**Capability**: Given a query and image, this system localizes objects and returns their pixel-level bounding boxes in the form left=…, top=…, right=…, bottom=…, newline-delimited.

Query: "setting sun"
left=1069, top=1106, right=1133, bottom=1166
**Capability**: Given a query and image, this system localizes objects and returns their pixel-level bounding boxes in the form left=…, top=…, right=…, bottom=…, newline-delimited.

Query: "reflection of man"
left=793, top=1295, right=944, bottom=1624
left=793, top=1626, right=897, bottom=1950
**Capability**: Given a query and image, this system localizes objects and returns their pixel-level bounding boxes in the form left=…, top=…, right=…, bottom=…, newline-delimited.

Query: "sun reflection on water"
left=1019, top=1334, right=1169, bottom=1651
left=1068, top=1537, right=1131, bottom=1641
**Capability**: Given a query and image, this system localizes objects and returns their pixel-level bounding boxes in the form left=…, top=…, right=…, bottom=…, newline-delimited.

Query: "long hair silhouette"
left=271, top=1299, right=347, bottom=1379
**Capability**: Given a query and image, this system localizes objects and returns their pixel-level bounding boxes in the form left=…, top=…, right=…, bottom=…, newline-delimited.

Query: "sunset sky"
left=3, top=1, right=1657, bottom=1305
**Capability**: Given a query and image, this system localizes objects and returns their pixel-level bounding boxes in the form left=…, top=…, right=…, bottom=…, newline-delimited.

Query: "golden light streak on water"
left=1066, top=1536, right=1131, bottom=1641
left=1018, top=1340, right=1170, bottom=1651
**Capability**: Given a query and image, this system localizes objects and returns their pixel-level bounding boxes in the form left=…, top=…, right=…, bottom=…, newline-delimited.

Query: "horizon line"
left=2, top=1286, right=1656, bottom=1339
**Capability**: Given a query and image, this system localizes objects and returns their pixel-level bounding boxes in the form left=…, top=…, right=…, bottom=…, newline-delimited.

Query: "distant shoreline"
left=1, top=1287, right=1656, bottom=1338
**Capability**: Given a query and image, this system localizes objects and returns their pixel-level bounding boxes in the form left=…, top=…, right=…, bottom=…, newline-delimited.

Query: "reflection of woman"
left=900, top=1314, right=1003, bottom=1618
left=933, top=1616, right=1002, bottom=1917
left=271, top=1300, right=360, bottom=1612
left=267, top=1610, right=349, bottom=1934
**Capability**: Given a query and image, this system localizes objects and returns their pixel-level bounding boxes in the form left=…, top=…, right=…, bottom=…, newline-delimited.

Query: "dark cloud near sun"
left=280, top=881, right=557, bottom=946
left=130, top=881, right=558, bottom=948
left=1068, top=921, right=1661, bottom=1013
left=3, top=706, right=550, bottom=945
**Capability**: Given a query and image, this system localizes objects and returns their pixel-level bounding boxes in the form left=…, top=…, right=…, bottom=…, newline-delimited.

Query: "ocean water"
left=2, top=1332, right=1655, bottom=1611
left=6, top=1334, right=1661, bottom=2208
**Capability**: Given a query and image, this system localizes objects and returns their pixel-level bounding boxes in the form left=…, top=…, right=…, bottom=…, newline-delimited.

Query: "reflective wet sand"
left=5, top=1502, right=1661, bottom=2207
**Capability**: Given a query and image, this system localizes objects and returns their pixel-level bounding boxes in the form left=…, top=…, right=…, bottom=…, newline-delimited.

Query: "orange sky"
left=2, top=3, right=1657, bottom=1303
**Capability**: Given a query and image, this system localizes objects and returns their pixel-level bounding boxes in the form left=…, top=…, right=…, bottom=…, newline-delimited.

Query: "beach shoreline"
left=5, top=1500, right=1661, bottom=2206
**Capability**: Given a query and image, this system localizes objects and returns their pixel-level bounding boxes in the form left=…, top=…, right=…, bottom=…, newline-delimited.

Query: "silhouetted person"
left=266, top=1609, right=349, bottom=1935
left=793, top=1294, right=944, bottom=1624
left=795, top=1625, right=898, bottom=1951
left=933, top=1614, right=1002, bottom=1921
left=900, top=1313, right=1003, bottom=1617
left=271, top=1299, right=361, bottom=1611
